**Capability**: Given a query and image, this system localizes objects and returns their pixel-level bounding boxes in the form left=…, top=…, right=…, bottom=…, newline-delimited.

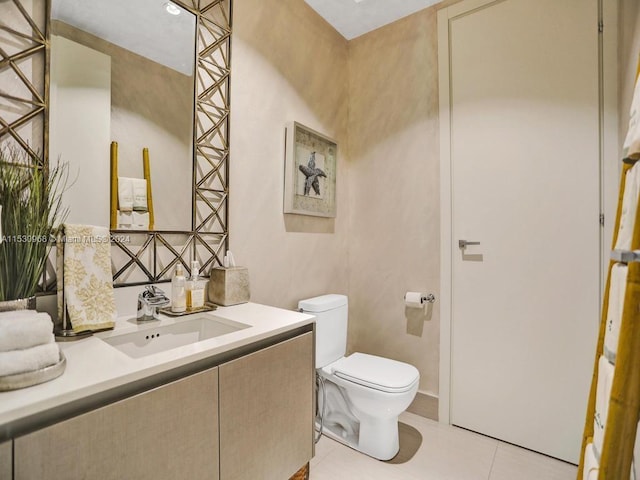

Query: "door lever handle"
left=459, top=240, right=481, bottom=249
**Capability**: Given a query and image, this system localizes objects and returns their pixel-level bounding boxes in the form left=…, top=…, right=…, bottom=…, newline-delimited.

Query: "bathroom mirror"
left=49, top=0, right=196, bottom=231
left=0, top=0, right=230, bottom=290
left=46, top=0, right=231, bottom=287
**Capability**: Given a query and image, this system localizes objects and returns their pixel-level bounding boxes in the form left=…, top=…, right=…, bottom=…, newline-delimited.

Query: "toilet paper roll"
left=405, top=292, right=424, bottom=309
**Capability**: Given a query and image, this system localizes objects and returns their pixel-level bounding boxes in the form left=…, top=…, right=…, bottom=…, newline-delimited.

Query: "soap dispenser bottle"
left=186, top=260, right=205, bottom=311
left=171, top=264, right=186, bottom=313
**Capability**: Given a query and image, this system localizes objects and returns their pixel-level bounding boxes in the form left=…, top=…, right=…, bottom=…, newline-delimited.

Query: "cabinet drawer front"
left=0, top=441, right=11, bottom=480
left=14, top=368, right=219, bottom=480
left=219, top=332, right=314, bottom=480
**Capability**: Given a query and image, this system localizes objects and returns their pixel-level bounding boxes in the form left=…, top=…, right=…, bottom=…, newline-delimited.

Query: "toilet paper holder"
left=404, top=292, right=436, bottom=306
left=422, top=294, right=436, bottom=304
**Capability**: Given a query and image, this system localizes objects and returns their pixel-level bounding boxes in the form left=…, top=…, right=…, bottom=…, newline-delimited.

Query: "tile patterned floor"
left=310, top=412, right=577, bottom=480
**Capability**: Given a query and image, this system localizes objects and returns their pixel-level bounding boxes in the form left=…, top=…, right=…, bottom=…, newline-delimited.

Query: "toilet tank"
left=298, top=294, right=348, bottom=368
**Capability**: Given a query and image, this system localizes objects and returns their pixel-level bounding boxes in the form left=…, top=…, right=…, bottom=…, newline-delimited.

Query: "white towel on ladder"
left=583, top=443, right=599, bottom=480
left=624, top=76, right=640, bottom=160
left=593, top=356, right=615, bottom=460
left=615, top=162, right=640, bottom=251
left=604, top=263, right=628, bottom=363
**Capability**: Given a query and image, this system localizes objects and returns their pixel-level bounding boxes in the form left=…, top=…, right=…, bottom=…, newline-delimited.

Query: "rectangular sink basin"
left=102, top=316, right=250, bottom=359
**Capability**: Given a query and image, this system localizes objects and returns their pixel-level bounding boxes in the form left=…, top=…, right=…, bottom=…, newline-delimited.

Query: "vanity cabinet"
left=8, top=329, right=314, bottom=480
left=0, top=441, right=11, bottom=480
left=219, top=332, right=314, bottom=480
left=14, top=368, right=220, bottom=480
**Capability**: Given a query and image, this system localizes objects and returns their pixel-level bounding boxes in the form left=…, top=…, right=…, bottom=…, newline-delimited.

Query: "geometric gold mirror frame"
left=0, top=0, right=231, bottom=291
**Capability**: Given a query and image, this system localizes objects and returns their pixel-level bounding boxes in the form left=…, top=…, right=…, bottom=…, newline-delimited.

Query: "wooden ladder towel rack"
left=577, top=58, right=640, bottom=480
left=109, top=141, right=155, bottom=230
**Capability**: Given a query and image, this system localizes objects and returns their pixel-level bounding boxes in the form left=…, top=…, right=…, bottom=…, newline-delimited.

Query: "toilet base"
left=358, top=414, right=400, bottom=460
left=317, top=416, right=400, bottom=461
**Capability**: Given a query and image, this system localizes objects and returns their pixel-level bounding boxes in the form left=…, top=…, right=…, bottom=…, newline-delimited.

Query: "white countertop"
left=0, top=302, right=315, bottom=436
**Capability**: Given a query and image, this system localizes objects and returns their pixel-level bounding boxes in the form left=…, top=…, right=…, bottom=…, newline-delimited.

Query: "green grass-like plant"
left=0, top=147, right=69, bottom=301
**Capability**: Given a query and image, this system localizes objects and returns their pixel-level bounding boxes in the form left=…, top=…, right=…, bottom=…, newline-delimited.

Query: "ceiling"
left=49, top=0, right=441, bottom=72
left=51, top=0, right=195, bottom=76
left=304, top=0, right=442, bottom=40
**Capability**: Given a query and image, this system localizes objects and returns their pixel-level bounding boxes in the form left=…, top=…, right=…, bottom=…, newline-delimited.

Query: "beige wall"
left=346, top=8, right=441, bottom=395
left=231, top=0, right=625, bottom=400
left=619, top=0, right=640, bottom=146
left=229, top=0, right=350, bottom=310
left=230, top=0, right=448, bottom=396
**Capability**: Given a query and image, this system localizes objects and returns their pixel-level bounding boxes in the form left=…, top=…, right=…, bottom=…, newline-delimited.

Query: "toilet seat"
left=329, top=353, right=419, bottom=393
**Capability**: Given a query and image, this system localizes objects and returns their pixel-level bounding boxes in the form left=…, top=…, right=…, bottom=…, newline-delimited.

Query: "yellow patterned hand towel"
left=64, top=224, right=117, bottom=333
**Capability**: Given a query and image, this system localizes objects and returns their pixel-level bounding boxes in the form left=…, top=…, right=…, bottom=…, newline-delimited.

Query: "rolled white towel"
left=0, top=343, right=60, bottom=377
left=0, top=311, right=54, bottom=352
left=0, top=309, right=37, bottom=318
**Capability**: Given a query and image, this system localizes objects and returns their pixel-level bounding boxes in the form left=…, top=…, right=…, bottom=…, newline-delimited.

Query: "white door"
left=444, top=0, right=601, bottom=463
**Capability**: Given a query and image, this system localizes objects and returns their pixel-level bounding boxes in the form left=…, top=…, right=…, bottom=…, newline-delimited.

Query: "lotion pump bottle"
left=171, top=264, right=186, bottom=313
left=187, top=260, right=205, bottom=311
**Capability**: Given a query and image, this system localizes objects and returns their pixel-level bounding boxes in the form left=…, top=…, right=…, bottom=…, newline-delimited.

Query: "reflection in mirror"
left=49, top=0, right=196, bottom=231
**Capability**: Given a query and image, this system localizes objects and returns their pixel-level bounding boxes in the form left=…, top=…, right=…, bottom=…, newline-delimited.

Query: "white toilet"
left=299, top=294, right=419, bottom=461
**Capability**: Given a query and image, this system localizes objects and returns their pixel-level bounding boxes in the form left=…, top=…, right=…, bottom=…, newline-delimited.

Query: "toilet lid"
left=331, top=353, right=419, bottom=393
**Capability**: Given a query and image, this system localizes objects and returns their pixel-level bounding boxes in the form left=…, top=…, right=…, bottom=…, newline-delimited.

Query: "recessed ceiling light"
left=353, top=0, right=366, bottom=3
left=164, top=2, right=181, bottom=15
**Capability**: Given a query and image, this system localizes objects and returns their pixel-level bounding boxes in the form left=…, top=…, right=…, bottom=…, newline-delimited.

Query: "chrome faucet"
left=137, top=286, right=170, bottom=322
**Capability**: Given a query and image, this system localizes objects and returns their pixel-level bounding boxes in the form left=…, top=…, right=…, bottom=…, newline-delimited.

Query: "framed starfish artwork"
left=284, top=122, right=337, bottom=217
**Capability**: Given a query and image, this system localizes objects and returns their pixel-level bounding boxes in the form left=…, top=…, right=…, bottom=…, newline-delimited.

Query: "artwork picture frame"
left=283, top=122, right=337, bottom=217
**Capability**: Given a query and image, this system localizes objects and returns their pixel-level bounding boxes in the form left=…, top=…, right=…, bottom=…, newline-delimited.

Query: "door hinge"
left=600, top=214, right=605, bottom=226
left=598, top=21, right=603, bottom=33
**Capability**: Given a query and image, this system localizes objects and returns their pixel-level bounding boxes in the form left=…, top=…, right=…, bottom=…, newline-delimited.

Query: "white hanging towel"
left=117, top=177, right=134, bottom=212
left=132, top=178, right=148, bottom=212
left=593, top=356, right=615, bottom=460
left=604, top=263, right=628, bottom=363
left=131, top=211, right=150, bottom=229
left=623, top=75, right=640, bottom=160
left=614, top=162, right=640, bottom=251
left=582, top=443, right=599, bottom=480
